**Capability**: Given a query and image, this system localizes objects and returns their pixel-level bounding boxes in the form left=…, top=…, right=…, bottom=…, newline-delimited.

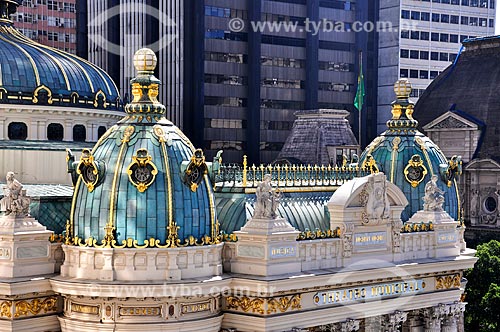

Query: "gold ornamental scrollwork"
left=435, top=274, right=461, bottom=290
left=362, top=154, right=379, bottom=174
left=76, top=149, right=100, bottom=192
left=225, top=295, right=302, bottom=316
left=267, top=295, right=302, bottom=314
left=404, top=154, right=428, bottom=188
left=226, top=296, right=265, bottom=315
left=14, top=296, right=59, bottom=318
left=0, top=301, right=12, bottom=318
left=127, top=148, right=158, bottom=193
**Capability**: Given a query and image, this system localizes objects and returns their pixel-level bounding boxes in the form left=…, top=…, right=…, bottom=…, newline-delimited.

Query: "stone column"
left=442, top=302, right=465, bottom=332
left=364, top=316, right=381, bottom=332
left=64, top=120, right=73, bottom=141
left=38, top=120, right=47, bottom=140
left=421, top=304, right=448, bottom=332
left=332, top=319, right=360, bottom=332
left=0, top=117, right=5, bottom=139
left=381, top=310, right=408, bottom=332
left=29, top=119, right=38, bottom=140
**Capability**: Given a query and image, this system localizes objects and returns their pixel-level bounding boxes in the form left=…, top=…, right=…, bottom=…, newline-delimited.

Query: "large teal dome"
left=67, top=49, right=218, bottom=247
left=359, top=79, right=461, bottom=221
left=0, top=1, right=120, bottom=110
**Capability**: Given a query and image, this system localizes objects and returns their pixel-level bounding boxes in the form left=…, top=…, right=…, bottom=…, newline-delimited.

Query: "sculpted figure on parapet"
left=0, top=172, right=30, bottom=217
left=423, top=175, right=445, bottom=212
left=254, top=174, right=281, bottom=219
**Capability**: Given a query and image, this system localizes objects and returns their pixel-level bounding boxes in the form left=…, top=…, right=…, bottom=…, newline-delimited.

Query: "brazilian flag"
left=354, top=60, right=365, bottom=112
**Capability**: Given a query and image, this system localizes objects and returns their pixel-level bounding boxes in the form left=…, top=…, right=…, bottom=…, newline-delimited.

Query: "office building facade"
left=377, top=0, right=495, bottom=133
left=12, top=0, right=77, bottom=54
left=83, top=0, right=364, bottom=164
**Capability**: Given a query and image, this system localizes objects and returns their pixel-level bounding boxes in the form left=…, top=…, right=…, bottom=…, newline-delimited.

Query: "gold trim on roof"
left=403, top=155, right=428, bottom=188
left=32, top=85, right=53, bottom=104
left=126, top=148, right=158, bottom=193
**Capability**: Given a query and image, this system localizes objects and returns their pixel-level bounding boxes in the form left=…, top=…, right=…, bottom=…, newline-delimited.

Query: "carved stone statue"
left=0, top=172, right=30, bottom=217
left=423, top=175, right=445, bottom=212
left=253, top=174, right=281, bottom=219
left=365, top=173, right=391, bottom=222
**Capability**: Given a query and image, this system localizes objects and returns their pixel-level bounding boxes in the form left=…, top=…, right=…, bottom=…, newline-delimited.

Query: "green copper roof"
left=359, top=79, right=460, bottom=221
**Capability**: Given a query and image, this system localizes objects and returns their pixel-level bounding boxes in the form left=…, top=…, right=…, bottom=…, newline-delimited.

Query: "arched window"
left=98, top=126, right=107, bottom=139
left=8, top=122, right=27, bottom=140
left=73, top=125, right=86, bottom=142
left=47, top=123, right=64, bottom=141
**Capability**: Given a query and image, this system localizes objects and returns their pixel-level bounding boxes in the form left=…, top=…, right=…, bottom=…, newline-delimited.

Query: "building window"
left=401, top=10, right=410, bottom=19
left=420, top=51, right=429, bottom=59
left=461, top=16, right=469, bottom=25
left=401, top=30, right=409, bottom=39
left=470, top=0, right=479, bottom=6
left=432, top=13, right=440, bottom=22
left=421, top=12, right=430, bottom=21
left=490, top=0, right=495, bottom=9
left=451, top=0, right=460, bottom=4
left=430, top=71, right=439, bottom=79
left=489, top=19, right=495, bottom=28
left=47, top=0, right=57, bottom=10
left=8, top=122, right=27, bottom=140
left=420, top=70, right=429, bottom=79
left=460, top=35, right=468, bottom=42
left=431, top=52, right=439, bottom=60
left=47, top=123, right=64, bottom=141
left=410, top=50, right=419, bottom=59
left=73, top=125, right=86, bottom=142
left=420, top=31, right=430, bottom=40
left=440, top=53, right=449, bottom=61
left=440, top=33, right=449, bottom=42
left=441, top=14, right=449, bottom=23
left=485, top=197, right=498, bottom=213
left=450, top=53, right=458, bottom=62
left=411, top=11, right=420, bottom=20
left=462, top=0, right=469, bottom=4
left=450, top=34, right=459, bottom=43
left=479, top=18, right=487, bottom=27
left=470, top=17, right=478, bottom=26
left=451, top=15, right=459, bottom=24
left=411, top=31, right=420, bottom=39
left=98, top=126, right=107, bottom=139
left=400, top=69, right=409, bottom=78
left=410, top=69, right=419, bottom=78
left=431, top=33, right=439, bottom=41
left=401, top=49, right=409, bottom=58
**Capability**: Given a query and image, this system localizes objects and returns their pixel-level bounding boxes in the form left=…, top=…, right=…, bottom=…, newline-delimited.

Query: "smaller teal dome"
left=0, top=1, right=120, bottom=110
left=359, top=79, right=460, bottom=221
left=68, top=49, right=218, bottom=248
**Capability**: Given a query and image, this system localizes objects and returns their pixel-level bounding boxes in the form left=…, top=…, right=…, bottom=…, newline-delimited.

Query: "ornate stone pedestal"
left=407, top=210, right=460, bottom=258
left=230, top=217, right=301, bottom=276
left=0, top=215, right=55, bottom=278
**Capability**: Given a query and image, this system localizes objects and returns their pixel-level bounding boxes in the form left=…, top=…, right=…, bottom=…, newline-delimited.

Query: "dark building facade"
left=83, top=0, right=380, bottom=164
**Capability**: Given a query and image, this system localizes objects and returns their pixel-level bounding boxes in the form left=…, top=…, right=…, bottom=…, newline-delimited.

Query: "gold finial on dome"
left=133, top=48, right=157, bottom=73
left=387, top=79, right=418, bottom=129
left=394, top=79, right=412, bottom=99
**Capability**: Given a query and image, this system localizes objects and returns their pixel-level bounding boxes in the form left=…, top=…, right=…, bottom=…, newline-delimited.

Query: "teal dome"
left=359, top=79, right=460, bottom=221
left=68, top=49, right=218, bottom=247
left=0, top=1, right=120, bottom=110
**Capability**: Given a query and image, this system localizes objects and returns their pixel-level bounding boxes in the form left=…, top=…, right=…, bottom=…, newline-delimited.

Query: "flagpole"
left=358, top=51, right=362, bottom=150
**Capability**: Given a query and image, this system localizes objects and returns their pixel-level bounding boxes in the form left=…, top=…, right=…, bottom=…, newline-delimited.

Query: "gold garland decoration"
left=297, top=227, right=341, bottom=241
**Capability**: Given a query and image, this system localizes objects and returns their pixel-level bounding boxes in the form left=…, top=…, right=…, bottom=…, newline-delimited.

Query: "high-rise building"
left=84, top=0, right=365, bottom=164
left=12, top=0, right=78, bottom=54
left=377, top=0, right=495, bottom=133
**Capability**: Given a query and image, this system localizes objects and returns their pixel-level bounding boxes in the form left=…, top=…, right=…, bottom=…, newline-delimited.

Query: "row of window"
left=400, top=69, right=442, bottom=80
left=318, top=82, right=353, bottom=92
left=206, top=119, right=245, bottom=129
left=409, top=88, right=427, bottom=98
left=401, top=49, right=458, bottom=62
left=7, top=122, right=107, bottom=142
left=204, top=97, right=308, bottom=110
left=205, top=29, right=354, bottom=51
left=205, top=52, right=354, bottom=73
left=205, top=52, right=246, bottom=64
left=205, top=74, right=247, bottom=86
left=411, top=0, right=494, bottom=8
left=22, top=0, right=76, bottom=12
left=401, top=30, right=478, bottom=43
left=13, top=14, right=77, bottom=28
left=401, top=10, right=494, bottom=27
left=205, top=6, right=247, bottom=20
left=18, top=28, right=76, bottom=43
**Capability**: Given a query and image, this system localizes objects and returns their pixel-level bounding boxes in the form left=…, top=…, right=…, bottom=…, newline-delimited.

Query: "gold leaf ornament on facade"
left=435, top=274, right=461, bottom=290
left=226, top=296, right=265, bottom=315
left=183, top=149, right=209, bottom=192
left=14, top=296, right=59, bottom=318
left=266, top=295, right=302, bottom=314
left=127, top=149, right=158, bottom=193
left=76, top=149, right=100, bottom=192
left=404, top=155, right=428, bottom=188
